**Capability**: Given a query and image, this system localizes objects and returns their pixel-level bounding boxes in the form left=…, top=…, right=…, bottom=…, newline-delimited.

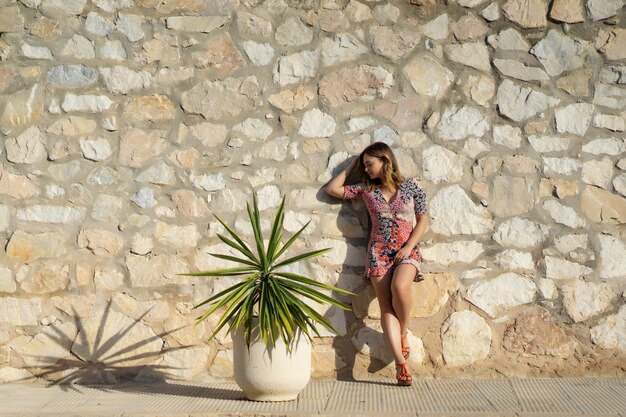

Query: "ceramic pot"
left=232, top=321, right=312, bottom=401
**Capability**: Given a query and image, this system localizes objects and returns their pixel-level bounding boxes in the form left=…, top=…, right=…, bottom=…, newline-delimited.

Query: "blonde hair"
left=356, top=142, right=404, bottom=192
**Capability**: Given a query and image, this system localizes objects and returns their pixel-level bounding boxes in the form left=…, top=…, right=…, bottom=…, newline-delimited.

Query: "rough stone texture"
left=370, top=26, right=419, bottom=61
left=581, top=186, right=626, bottom=224
left=531, top=30, right=586, bottom=77
left=273, top=50, right=319, bottom=87
left=496, top=80, right=560, bottom=122
left=465, top=273, right=536, bottom=318
left=441, top=311, right=492, bottom=367
left=0, top=0, right=625, bottom=382
left=502, top=0, right=548, bottom=28
left=491, top=176, right=535, bottom=217
left=421, top=241, right=484, bottom=266
left=444, top=42, right=491, bottom=72
left=550, top=0, right=585, bottom=23
left=504, top=307, right=578, bottom=358
left=587, top=0, right=624, bottom=21
left=319, top=65, right=393, bottom=108
left=0, top=297, right=41, bottom=325
left=180, top=76, right=261, bottom=120
left=562, top=280, right=618, bottom=323
left=403, top=54, right=454, bottom=99
left=493, top=217, right=550, bottom=249
left=591, top=305, right=626, bottom=353
left=321, top=33, right=367, bottom=67
left=429, top=185, right=495, bottom=235
left=597, top=234, right=626, bottom=279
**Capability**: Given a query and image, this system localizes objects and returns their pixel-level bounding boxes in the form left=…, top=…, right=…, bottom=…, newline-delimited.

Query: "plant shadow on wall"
left=16, top=300, right=240, bottom=398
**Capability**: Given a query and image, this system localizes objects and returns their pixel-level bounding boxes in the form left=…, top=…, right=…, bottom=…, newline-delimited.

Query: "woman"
left=325, top=142, right=429, bottom=386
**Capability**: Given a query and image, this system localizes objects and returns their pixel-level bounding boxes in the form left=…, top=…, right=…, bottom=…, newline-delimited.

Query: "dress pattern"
left=343, top=178, right=428, bottom=282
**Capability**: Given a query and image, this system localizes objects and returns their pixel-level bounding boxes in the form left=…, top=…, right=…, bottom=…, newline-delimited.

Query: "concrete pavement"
left=0, top=378, right=625, bottom=417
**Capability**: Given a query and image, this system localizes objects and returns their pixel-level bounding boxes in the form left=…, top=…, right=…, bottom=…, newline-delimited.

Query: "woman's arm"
left=394, top=214, right=429, bottom=262
left=324, top=157, right=357, bottom=199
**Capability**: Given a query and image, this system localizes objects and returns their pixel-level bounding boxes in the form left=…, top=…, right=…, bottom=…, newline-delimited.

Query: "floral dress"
left=343, top=178, right=428, bottom=282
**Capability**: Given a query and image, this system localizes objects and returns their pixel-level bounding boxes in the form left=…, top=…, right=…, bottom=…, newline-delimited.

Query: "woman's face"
left=363, top=154, right=384, bottom=179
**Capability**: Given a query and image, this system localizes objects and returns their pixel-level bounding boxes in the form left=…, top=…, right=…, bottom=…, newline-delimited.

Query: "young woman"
left=325, top=142, right=429, bottom=386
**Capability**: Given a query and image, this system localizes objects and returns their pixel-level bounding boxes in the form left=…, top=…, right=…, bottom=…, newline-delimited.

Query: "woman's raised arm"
left=324, top=157, right=357, bottom=199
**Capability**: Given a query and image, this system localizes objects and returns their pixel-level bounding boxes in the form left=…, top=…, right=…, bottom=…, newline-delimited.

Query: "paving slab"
left=0, top=378, right=625, bottom=416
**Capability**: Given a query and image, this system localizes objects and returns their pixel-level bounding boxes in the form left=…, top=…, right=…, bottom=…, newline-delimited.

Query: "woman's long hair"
left=355, top=142, right=404, bottom=192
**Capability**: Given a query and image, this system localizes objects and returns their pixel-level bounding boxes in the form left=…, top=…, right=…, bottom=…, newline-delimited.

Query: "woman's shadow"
left=317, top=159, right=392, bottom=382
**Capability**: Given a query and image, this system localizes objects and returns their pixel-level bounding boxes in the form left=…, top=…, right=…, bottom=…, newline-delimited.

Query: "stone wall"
left=0, top=0, right=625, bottom=383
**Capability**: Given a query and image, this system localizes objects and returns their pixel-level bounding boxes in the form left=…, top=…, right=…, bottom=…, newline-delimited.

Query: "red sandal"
left=401, top=333, right=410, bottom=359
left=396, top=362, right=412, bottom=387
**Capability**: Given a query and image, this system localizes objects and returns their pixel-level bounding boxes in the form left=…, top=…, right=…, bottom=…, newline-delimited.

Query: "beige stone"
left=19, top=262, right=70, bottom=294
left=126, top=253, right=188, bottom=287
left=237, top=11, right=272, bottom=39
left=596, top=29, right=626, bottom=61
left=562, top=279, right=617, bottom=323
left=351, top=322, right=393, bottom=363
left=0, top=297, right=42, bottom=326
left=370, top=26, right=420, bottom=61
left=7, top=231, right=65, bottom=262
left=10, top=322, right=77, bottom=367
left=590, top=305, right=626, bottom=353
left=490, top=176, right=536, bottom=217
left=465, top=273, right=536, bottom=318
left=453, top=14, right=489, bottom=41
left=77, top=229, right=124, bottom=256
left=118, top=128, right=167, bottom=168
left=373, top=98, right=428, bottom=130
left=461, top=74, right=495, bottom=107
left=137, top=0, right=202, bottom=14
left=549, top=0, right=585, bottom=23
left=319, top=65, right=393, bottom=108
left=180, top=76, right=262, bottom=120
left=0, top=6, right=25, bottom=33
left=312, top=344, right=346, bottom=378
left=403, top=54, right=454, bottom=99
left=172, top=190, right=209, bottom=218
left=318, top=9, right=349, bottom=32
left=502, top=0, right=548, bottom=28
left=31, top=16, right=62, bottom=40
left=210, top=349, right=233, bottom=378
left=503, top=306, right=577, bottom=358
left=412, top=273, right=459, bottom=318
left=539, top=178, right=578, bottom=198
left=138, top=38, right=180, bottom=64
left=164, top=312, right=210, bottom=346
left=46, top=116, right=97, bottom=136
left=186, top=123, right=226, bottom=148
left=0, top=85, right=44, bottom=134
left=581, top=186, right=626, bottom=224
left=123, top=95, right=177, bottom=124
left=158, top=345, right=211, bottom=380
left=192, top=32, right=245, bottom=76
left=268, top=85, right=315, bottom=114
left=441, top=310, right=491, bottom=367
left=0, top=168, right=39, bottom=199
left=168, top=148, right=198, bottom=170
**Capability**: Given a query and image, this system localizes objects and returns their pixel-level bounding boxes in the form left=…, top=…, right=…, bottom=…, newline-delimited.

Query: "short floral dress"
left=343, top=178, right=428, bottom=282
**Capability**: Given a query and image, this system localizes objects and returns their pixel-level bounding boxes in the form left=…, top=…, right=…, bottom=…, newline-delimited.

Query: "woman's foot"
left=401, top=332, right=410, bottom=359
left=395, top=362, right=412, bottom=386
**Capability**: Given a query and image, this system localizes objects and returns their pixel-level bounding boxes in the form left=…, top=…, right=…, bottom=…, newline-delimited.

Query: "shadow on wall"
left=317, top=165, right=386, bottom=380
left=14, top=300, right=192, bottom=389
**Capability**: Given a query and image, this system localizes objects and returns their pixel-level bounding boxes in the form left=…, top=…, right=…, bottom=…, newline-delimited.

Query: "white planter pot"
left=232, top=322, right=312, bottom=401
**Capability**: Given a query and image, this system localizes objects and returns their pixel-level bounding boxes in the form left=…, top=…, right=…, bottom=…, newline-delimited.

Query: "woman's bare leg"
left=391, top=264, right=416, bottom=339
left=370, top=274, right=405, bottom=365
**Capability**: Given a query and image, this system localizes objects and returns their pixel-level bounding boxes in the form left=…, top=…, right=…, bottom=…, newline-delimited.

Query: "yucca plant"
left=181, top=193, right=353, bottom=349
